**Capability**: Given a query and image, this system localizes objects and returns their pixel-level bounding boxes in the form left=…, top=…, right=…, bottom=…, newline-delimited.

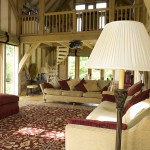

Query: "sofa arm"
left=65, top=124, right=116, bottom=150
left=66, top=116, right=150, bottom=150
left=39, top=83, right=45, bottom=95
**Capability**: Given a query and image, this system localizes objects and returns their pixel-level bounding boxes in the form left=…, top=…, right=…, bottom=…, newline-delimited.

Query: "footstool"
left=0, top=94, right=19, bottom=119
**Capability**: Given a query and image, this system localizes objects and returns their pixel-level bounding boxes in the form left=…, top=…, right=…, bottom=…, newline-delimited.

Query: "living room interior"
left=0, top=0, right=150, bottom=149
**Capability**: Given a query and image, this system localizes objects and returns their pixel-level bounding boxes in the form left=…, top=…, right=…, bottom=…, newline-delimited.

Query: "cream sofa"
left=65, top=95, right=150, bottom=150
left=40, top=79, right=110, bottom=104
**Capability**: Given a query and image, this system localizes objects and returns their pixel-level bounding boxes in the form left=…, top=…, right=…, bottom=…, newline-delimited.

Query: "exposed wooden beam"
left=8, top=0, right=19, bottom=21
left=20, top=31, right=101, bottom=43
left=18, top=42, right=40, bottom=73
left=82, top=40, right=94, bottom=49
left=57, top=42, right=69, bottom=48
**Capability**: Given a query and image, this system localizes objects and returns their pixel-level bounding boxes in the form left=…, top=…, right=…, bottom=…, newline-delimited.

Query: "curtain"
left=0, top=31, right=19, bottom=46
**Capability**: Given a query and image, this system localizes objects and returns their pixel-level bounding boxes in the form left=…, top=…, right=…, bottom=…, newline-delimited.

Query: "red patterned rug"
left=0, top=105, right=93, bottom=150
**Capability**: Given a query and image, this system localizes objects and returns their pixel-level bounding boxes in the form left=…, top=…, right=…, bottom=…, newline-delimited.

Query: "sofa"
left=40, top=76, right=110, bottom=104
left=65, top=82, right=150, bottom=150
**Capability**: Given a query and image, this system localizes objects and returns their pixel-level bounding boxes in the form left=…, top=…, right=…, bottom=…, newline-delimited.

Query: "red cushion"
left=75, top=78, right=87, bottom=92
left=123, top=89, right=150, bottom=115
left=0, top=94, right=19, bottom=106
left=67, top=118, right=127, bottom=130
left=102, top=94, right=116, bottom=103
left=127, top=81, right=142, bottom=96
left=59, top=79, right=70, bottom=90
left=100, top=86, right=109, bottom=92
left=43, top=82, right=53, bottom=89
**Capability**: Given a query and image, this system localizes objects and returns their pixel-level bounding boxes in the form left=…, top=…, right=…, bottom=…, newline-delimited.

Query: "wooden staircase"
left=56, top=46, right=69, bottom=65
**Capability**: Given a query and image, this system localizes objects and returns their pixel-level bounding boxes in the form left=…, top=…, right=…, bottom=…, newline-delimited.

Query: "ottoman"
left=0, top=94, right=19, bottom=119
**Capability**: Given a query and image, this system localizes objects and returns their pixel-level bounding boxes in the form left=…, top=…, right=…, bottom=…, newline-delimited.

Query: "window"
left=4, top=44, right=18, bottom=94
left=104, top=70, right=113, bottom=80
left=79, top=57, right=88, bottom=79
left=88, top=4, right=94, bottom=9
left=68, top=56, right=75, bottom=79
left=96, top=3, right=107, bottom=9
left=75, top=4, right=85, bottom=10
left=96, top=2, right=107, bottom=29
left=91, top=69, right=100, bottom=80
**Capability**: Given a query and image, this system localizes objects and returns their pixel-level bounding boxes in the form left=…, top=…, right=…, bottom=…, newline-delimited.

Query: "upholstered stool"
left=0, top=94, right=19, bottom=119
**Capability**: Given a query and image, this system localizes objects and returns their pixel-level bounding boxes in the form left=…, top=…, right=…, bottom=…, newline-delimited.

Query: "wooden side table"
left=26, top=84, right=39, bottom=95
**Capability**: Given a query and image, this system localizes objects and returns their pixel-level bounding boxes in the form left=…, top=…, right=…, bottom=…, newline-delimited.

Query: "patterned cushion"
left=49, top=75, right=61, bottom=89
left=75, top=78, right=87, bottom=92
left=67, top=118, right=127, bottom=130
left=127, top=81, right=142, bottom=96
left=59, top=79, right=70, bottom=90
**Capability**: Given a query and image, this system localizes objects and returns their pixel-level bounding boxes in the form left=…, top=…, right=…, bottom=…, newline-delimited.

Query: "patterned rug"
left=0, top=104, right=93, bottom=150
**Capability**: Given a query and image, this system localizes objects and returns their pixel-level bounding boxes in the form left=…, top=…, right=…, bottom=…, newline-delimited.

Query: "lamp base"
left=114, top=89, right=127, bottom=150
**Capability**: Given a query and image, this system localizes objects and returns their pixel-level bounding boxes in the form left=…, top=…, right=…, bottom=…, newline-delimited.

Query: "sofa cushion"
left=67, top=118, right=127, bottom=130
left=43, top=82, right=54, bottom=89
left=83, top=92, right=102, bottom=99
left=59, top=79, right=70, bottom=90
left=84, top=80, right=100, bottom=92
left=123, top=89, right=150, bottom=114
left=44, top=88, right=62, bottom=96
left=86, top=104, right=117, bottom=122
left=97, top=80, right=110, bottom=91
left=62, top=91, right=83, bottom=97
left=75, top=78, right=87, bottom=92
left=122, top=99, right=150, bottom=126
left=0, top=94, right=19, bottom=106
left=67, top=80, right=79, bottom=90
left=100, top=101, right=116, bottom=112
left=102, top=91, right=116, bottom=103
left=49, top=75, right=61, bottom=89
left=127, top=81, right=142, bottom=96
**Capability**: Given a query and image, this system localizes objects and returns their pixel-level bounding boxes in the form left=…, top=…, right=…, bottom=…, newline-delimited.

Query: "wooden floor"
left=19, top=94, right=43, bottom=101
left=19, top=94, right=98, bottom=108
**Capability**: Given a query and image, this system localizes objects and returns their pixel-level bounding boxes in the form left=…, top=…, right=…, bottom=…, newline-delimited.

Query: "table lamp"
left=86, top=21, right=150, bottom=150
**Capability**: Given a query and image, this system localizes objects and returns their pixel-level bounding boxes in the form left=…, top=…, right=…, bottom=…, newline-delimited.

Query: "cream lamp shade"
left=86, top=21, right=150, bottom=89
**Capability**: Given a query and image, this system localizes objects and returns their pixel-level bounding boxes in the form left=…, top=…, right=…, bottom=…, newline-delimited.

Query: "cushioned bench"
left=0, top=94, right=19, bottom=119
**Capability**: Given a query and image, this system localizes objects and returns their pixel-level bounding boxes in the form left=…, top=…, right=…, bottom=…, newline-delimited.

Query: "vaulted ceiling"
left=23, top=0, right=72, bottom=14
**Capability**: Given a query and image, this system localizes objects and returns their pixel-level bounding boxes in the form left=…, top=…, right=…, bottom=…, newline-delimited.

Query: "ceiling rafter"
left=8, top=0, right=19, bottom=20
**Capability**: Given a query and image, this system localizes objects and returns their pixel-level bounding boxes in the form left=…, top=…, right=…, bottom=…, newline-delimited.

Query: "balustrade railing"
left=20, top=4, right=144, bottom=35
left=21, top=14, right=39, bottom=35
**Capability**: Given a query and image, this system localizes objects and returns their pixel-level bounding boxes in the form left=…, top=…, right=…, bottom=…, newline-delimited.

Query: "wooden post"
left=75, top=57, right=79, bottom=79
left=39, top=0, right=45, bottom=35
left=109, top=0, right=115, bottom=22
left=73, top=10, right=77, bottom=33
left=17, top=0, right=23, bottom=35
left=101, top=69, right=104, bottom=80
left=88, top=69, right=92, bottom=79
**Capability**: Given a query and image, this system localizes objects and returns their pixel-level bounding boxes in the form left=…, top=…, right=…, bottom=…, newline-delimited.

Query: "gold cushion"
left=84, top=80, right=100, bottom=92
left=67, top=80, right=80, bottom=90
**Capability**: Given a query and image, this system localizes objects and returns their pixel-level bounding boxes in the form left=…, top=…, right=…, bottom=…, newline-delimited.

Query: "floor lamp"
left=86, top=21, right=150, bottom=150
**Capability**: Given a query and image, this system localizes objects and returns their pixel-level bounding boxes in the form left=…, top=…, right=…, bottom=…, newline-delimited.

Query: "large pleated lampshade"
left=87, top=21, right=150, bottom=71
left=86, top=21, right=150, bottom=89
